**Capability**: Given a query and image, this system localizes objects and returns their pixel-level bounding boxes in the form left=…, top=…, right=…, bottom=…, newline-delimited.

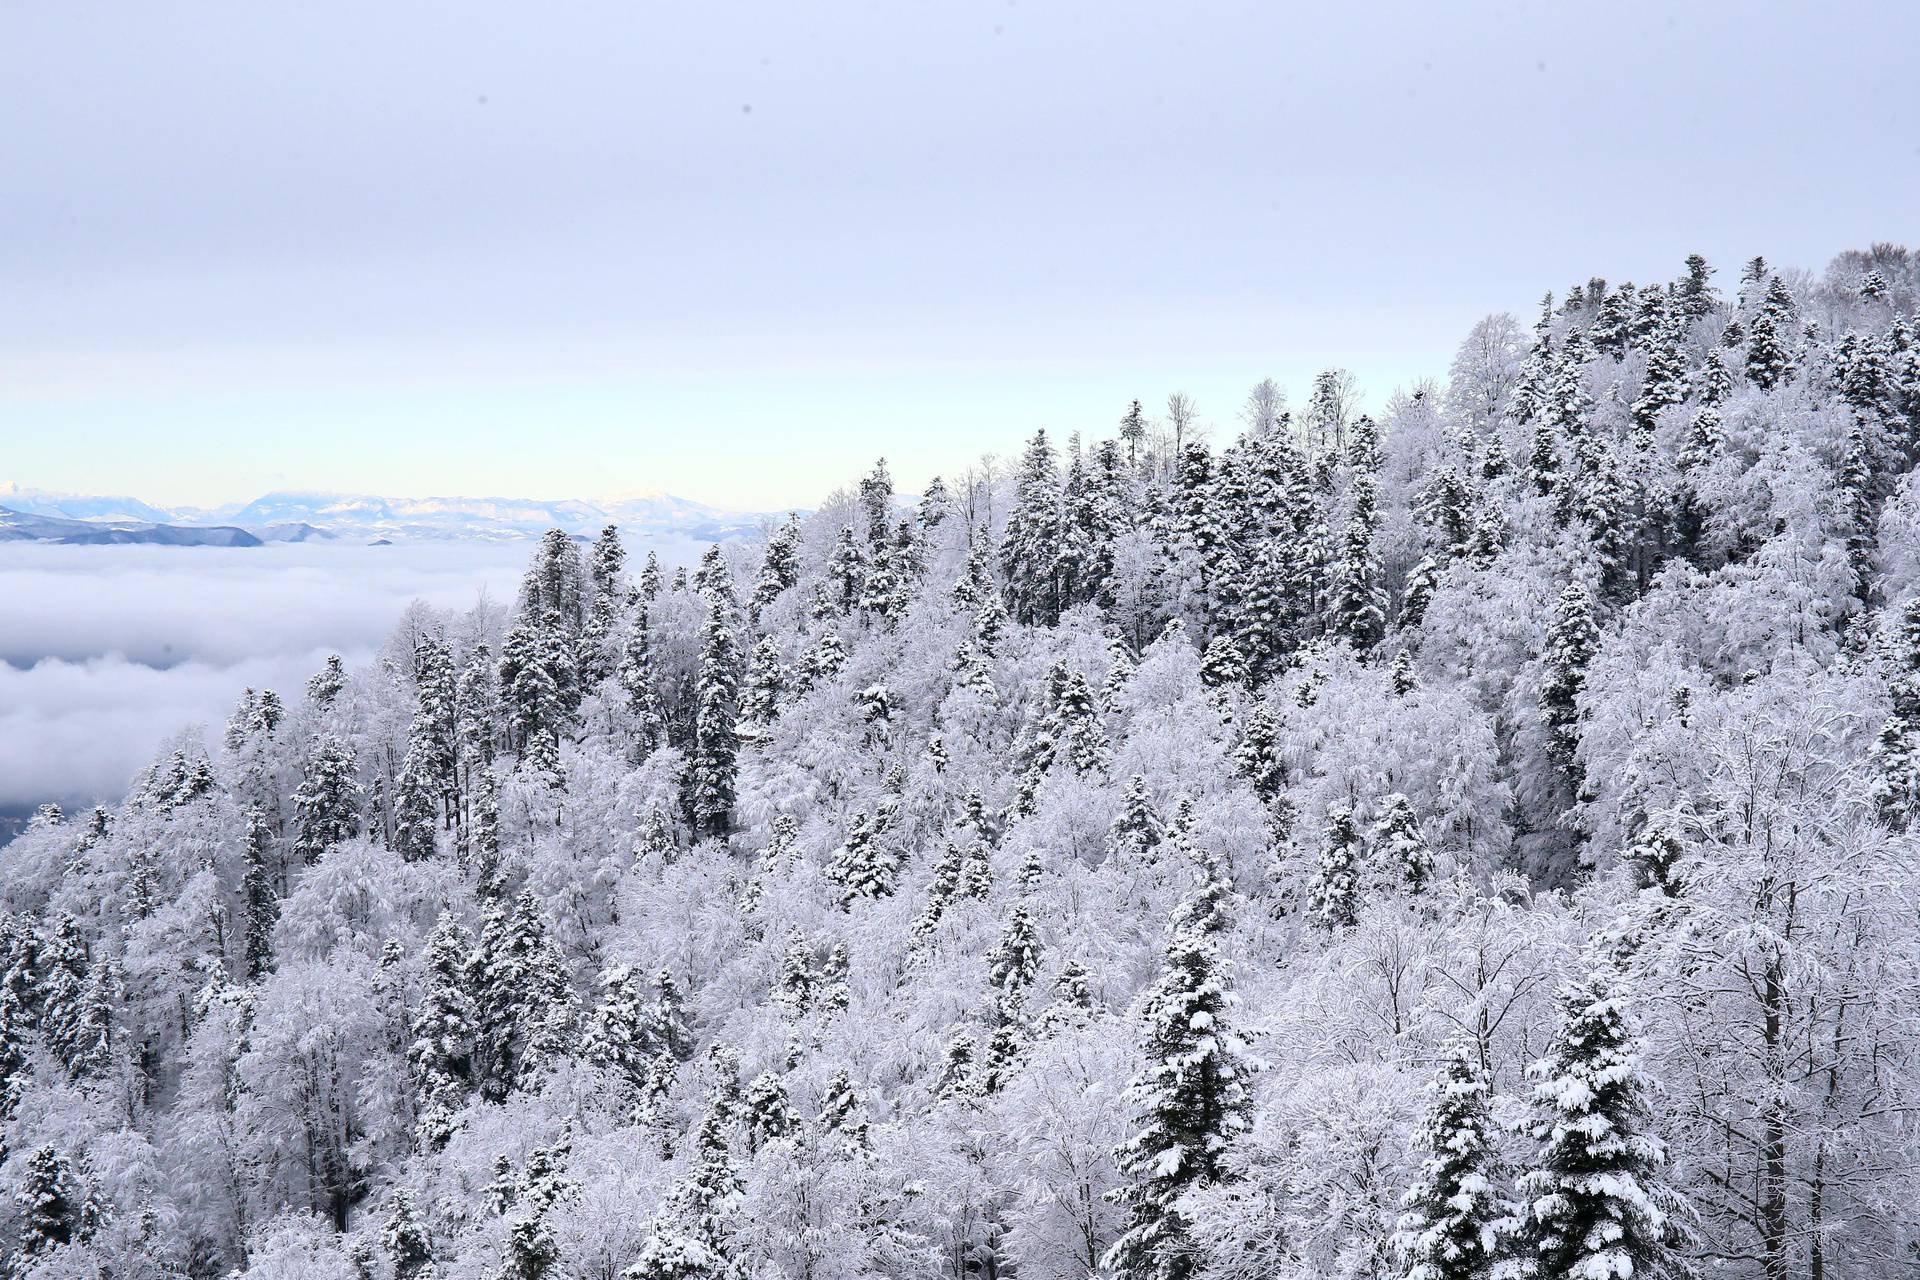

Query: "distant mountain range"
left=0, top=482, right=780, bottom=545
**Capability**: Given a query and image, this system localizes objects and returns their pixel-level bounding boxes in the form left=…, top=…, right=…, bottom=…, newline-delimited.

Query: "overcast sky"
left=3, top=0, right=1915, bottom=510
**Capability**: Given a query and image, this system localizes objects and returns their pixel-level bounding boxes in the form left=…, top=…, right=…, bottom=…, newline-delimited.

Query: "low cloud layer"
left=0, top=540, right=655, bottom=808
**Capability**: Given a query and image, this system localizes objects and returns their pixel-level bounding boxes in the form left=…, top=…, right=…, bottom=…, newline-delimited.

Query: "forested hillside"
left=6, top=246, right=1920, bottom=1280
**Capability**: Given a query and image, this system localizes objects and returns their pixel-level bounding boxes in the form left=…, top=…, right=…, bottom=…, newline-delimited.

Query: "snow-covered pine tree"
left=410, top=913, right=476, bottom=1151
left=1871, top=596, right=1920, bottom=827
left=1509, top=963, right=1693, bottom=1280
left=987, top=903, right=1044, bottom=997
left=14, top=1144, right=88, bottom=1264
left=818, top=942, right=851, bottom=1014
left=1390, top=647, right=1419, bottom=695
left=384, top=1188, right=435, bottom=1280
left=1307, top=805, right=1363, bottom=930
left=649, top=968, right=695, bottom=1061
left=1392, top=1039, right=1510, bottom=1280
left=242, top=807, right=278, bottom=980
left=292, top=733, right=362, bottom=863
left=1374, top=792, right=1435, bottom=894
left=1330, top=473, right=1386, bottom=650
left=1105, top=884, right=1257, bottom=1280
left=391, top=739, right=440, bottom=861
left=691, top=598, right=742, bottom=841
left=1107, top=774, right=1164, bottom=866
left=740, top=635, right=784, bottom=724
left=584, top=963, right=666, bottom=1097
left=826, top=812, right=899, bottom=906
left=1541, top=581, right=1601, bottom=790
left=1231, top=705, right=1284, bottom=804
left=1057, top=668, right=1110, bottom=775
left=751, top=513, right=803, bottom=624
left=1002, top=430, right=1065, bottom=625
left=742, top=1070, right=796, bottom=1152
left=307, top=652, right=347, bottom=708
left=471, top=893, right=576, bottom=1101
left=1745, top=276, right=1796, bottom=390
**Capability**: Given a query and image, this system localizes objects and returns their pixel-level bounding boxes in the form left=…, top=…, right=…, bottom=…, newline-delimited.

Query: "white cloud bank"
left=0, top=540, right=654, bottom=808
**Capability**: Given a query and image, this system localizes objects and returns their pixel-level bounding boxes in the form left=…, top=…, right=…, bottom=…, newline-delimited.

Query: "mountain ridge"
left=0, top=482, right=788, bottom=544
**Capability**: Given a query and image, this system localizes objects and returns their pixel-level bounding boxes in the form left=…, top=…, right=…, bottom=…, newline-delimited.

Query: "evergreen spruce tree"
left=740, top=635, right=784, bottom=723
left=1121, top=398, right=1149, bottom=466
left=1001, top=430, right=1066, bottom=625
left=224, top=687, right=259, bottom=753
left=1307, top=805, right=1362, bottom=930
left=934, top=1031, right=978, bottom=1098
left=384, top=1188, right=435, bottom=1280
left=1745, top=276, right=1795, bottom=390
left=1870, top=597, right=1920, bottom=827
left=470, top=768, right=504, bottom=896
left=64, top=956, right=118, bottom=1081
left=293, top=734, right=362, bottom=864
left=456, top=644, right=499, bottom=775
left=817, top=1068, right=870, bottom=1153
left=979, top=990, right=1030, bottom=1095
left=15, top=1144, right=86, bottom=1263
left=1330, top=475, right=1386, bottom=649
left=1107, top=775, right=1164, bottom=865
left=741, top=1071, right=796, bottom=1152
left=584, top=964, right=662, bottom=1093
left=772, top=929, right=816, bottom=1017
left=1390, top=647, right=1420, bottom=696
left=308, top=653, right=348, bottom=708
left=413, top=635, right=461, bottom=800
left=691, top=600, right=741, bottom=841
left=1391, top=1040, right=1509, bottom=1280
left=1509, top=965, right=1692, bottom=1280
left=650, top=968, right=694, bottom=1061
left=1625, top=817, right=1689, bottom=897
left=1231, top=706, right=1284, bottom=803
left=521, top=725, right=564, bottom=790
left=471, top=893, right=575, bottom=1100
left=828, top=526, right=865, bottom=615
left=1104, top=885, right=1257, bottom=1280
left=242, top=808, right=278, bottom=981
left=1694, top=350, right=1734, bottom=406
left=750, top=514, right=803, bottom=624
left=1374, top=793, right=1435, bottom=894
left=912, top=841, right=966, bottom=944
left=410, top=913, right=476, bottom=1152
left=617, top=610, right=666, bottom=753
left=37, top=913, right=90, bottom=1074
left=798, top=629, right=848, bottom=693
left=1038, top=957, right=1098, bottom=1035
left=987, top=903, right=1044, bottom=997
left=1589, top=285, right=1633, bottom=358
left=1542, top=582, right=1601, bottom=790
left=1632, top=302, right=1690, bottom=442
left=827, top=812, right=899, bottom=906
left=0, top=982, right=28, bottom=1162
left=1526, top=422, right=1559, bottom=499
left=392, top=740, right=440, bottom=862
left=818, top=942, right=851, bottom=1014
left=1167, top=829, right=1232, bottom=939
left=1056, top=669, right=1110, bottom=774
left=1672, top=408, right=1722, bottom=559
left=1198, top=634, right=1248, bottom=690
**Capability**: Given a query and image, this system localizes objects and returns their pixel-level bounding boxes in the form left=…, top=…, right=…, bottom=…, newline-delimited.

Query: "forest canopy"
left=4, top=244, right=1920, bottom=1280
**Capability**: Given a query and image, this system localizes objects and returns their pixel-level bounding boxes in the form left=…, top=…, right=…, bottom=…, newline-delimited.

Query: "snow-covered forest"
left=6, top=245, right=1920, bottom=1280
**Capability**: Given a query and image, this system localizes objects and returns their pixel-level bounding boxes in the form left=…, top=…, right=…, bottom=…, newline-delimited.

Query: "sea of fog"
left=0, top=539, right=696, bottom=828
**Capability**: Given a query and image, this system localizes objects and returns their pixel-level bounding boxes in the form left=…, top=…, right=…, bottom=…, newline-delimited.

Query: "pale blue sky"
left=3, top=0, right=1915, bottom=510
